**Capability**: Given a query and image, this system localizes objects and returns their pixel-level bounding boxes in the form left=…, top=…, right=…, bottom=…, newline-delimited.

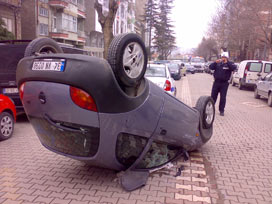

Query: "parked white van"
left=232, top=60, right=272, bottom=89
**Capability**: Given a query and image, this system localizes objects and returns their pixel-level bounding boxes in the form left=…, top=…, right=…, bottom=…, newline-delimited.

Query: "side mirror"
left=257, top=73, right=261, bottom=77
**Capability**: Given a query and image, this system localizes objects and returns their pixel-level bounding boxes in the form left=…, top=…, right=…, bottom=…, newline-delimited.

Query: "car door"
left=258, top=73, right=272, bottom=97
left=263, top=73, right=272, bottom=98
left=246, top=62, right=262, bottom=84
left=263, top=63, right=272, bottom=77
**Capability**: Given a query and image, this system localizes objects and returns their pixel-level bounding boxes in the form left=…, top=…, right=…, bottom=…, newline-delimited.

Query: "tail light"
left=164, top=80, right=171, bottom=91
left=70, top=86, right=97, bottom=112
left=244, top=64, right=249, bottom=78
left=19, top=83, right=25, bottom=100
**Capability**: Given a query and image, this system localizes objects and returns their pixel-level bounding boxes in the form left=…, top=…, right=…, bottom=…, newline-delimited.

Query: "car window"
left=264, top=64, right=272, bottom=73
left=248, top=62, right=262, bottom=72
left=191, top=58, right=205, bottom=63
left=264, top=73, right=272, bottom=81
left=168, top=64, right=179, bottom=71
left=145, top=65, right=166, bottom=77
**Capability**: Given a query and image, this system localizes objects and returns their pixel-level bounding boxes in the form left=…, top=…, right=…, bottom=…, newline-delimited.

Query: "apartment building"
left=113, top=0, right=136, bottom=35
left=0, top=0, right=22, bottom=39
left=21, top=0, right=91, bottom=48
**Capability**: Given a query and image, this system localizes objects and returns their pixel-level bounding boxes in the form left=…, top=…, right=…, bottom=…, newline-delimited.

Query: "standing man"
left=209, top=52, right=236, bottom=116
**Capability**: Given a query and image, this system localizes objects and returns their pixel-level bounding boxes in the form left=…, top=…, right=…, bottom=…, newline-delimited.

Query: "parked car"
left=204, top=61, right=213, bottom=73
left=254, top=72, right=272, bottom=106
left=232, top=60, right=272, bottom=89
left=0, top=94, right=16, bottom=141
left=145, top=63, right=176, bottom=96
left=16, top=34, right=215, bottom=191
left=190, top=57, right=205, bottom=73
left=0, top=38, right=88, bottom=114
left=167, top=63, right=181, bottom=80
left=229, top=63, right=239, bottom=84
left=186, top=64, right=196, bottom=74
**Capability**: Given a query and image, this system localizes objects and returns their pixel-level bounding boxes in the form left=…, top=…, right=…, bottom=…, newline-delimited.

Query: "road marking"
left=242, top=102, right=267, bottom=108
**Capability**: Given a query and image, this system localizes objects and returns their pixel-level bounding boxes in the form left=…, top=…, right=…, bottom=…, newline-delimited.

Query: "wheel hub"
left=123, top=42, right=144, bottom=79
left=205, top=102, right=214, bottom=124
left=1, top=116, right=12, bottom=137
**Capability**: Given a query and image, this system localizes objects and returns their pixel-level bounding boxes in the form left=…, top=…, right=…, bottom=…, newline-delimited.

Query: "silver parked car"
left=254, top=72, right=272, bottom=106
left=145, top=63, right=176, bottom=96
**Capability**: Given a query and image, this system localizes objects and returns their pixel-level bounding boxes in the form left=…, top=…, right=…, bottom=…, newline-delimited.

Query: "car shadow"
left=16, top=113, right=29, bottom=122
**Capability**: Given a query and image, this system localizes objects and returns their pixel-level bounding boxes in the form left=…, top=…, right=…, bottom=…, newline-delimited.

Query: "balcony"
left=77, top=9, right=86, bottom=19
left=50, top=29, right=69, bottom=39
left=49, top=0, right=68, bottom=9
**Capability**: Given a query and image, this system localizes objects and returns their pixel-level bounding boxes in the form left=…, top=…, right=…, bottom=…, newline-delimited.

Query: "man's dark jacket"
left=209, top=61, right=237, bottom=82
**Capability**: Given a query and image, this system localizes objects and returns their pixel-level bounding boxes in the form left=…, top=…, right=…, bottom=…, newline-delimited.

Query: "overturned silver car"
left=16, top=33, right=215, bottom=191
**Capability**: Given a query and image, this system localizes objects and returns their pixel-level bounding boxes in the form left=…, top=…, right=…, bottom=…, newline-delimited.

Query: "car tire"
left=268, top=92, right=272, bottom=107
left=24, top=37, right=63, bottom=57
left=194, top=96, right=215, bottom=143
left=195, top=96, right=215, bottom=129
left=238, top=80, right=243, bottom=90
left=107, top=33, right=148, bottom=87
left=0, top=112, right=14, bottom=141
left=231, top=79, right=236, bottom=86
left=254, top=87, right=260, bottom=99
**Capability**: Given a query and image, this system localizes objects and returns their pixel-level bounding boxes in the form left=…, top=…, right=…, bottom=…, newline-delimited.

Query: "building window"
left=121, top=5, right=125, bottom=18
left=39, top=23, right=49, bottom=35
left=40, top=0, right=48, bottom=3
left=52, top=16, right=57, bottom=32
left=39, top=7, right=49, bottom=17
left=62, top=13, right=77, bottom=32
left=1, top=17, right=12, bottom=32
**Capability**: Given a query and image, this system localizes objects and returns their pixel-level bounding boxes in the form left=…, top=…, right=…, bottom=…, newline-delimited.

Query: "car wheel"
left=268, top=92, right=272, bottom=107
left=107, top=33, right=148, bottom=87
left=254, top=87, right=260, bottom=99
left=0, top=112, right=14, bottom=141
left=231, top=79, right=236, bottom=86
left=195, top=96, right=215, bottom=142
left=24, top=37, right=63, bottom=57
left=238, top=80, right=243, bottom=90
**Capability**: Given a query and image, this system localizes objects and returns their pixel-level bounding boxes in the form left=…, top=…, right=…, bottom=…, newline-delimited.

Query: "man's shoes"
left=220, top=112, right=224, bottom=116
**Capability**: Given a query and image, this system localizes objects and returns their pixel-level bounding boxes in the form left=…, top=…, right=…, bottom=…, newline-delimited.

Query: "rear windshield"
left=191, top=58, right=205, bottom=63
left=264, top=63, right=272, bottom=73
left=145, top=65, right=166, bottom=77
left=249, top=63, right=262, bottom=72
left=168, top=63, right=179, bottom=71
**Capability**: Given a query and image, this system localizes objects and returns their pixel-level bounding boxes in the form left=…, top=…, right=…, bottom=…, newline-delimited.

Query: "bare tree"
left=94, top=0, right=119, bottom=59
left=208, top=0, right=272, bottom=61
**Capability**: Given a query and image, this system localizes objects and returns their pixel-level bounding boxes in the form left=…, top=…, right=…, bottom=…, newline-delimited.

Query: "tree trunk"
left=95, top=0, right=118, bottom=59
left=103, top=21, right=114, bottom=59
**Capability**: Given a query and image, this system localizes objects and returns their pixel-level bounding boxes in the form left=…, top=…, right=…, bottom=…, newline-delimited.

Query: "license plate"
left=3, top=88, right=19, bottom=94
left=32, top=59, right=66, bottom=72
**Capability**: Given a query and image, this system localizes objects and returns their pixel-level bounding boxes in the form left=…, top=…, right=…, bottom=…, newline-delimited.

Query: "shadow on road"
left=16, top=113, right=29, bottom=123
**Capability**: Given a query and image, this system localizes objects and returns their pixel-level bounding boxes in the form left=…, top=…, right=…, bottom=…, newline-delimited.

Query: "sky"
left=171, top=0, right=219, bottom=52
